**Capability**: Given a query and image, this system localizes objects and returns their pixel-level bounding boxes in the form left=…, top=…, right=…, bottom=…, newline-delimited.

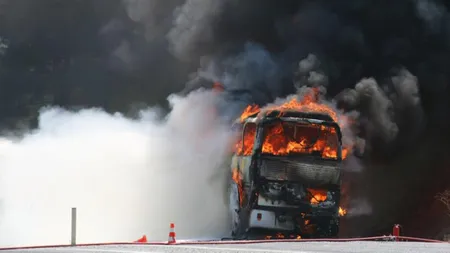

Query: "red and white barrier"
left=0, top=234, right=447, bottom=251
left=0, top=210, right=448, bottom=251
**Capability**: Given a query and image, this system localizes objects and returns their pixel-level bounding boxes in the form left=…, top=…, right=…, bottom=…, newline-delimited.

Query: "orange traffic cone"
left=168, top=223, right=176, bottom=244
left=134, top=235, right=147, bottom=243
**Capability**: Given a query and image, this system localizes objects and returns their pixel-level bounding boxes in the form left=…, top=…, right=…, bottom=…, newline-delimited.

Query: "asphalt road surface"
left=1, top=241, right=450, bottom=253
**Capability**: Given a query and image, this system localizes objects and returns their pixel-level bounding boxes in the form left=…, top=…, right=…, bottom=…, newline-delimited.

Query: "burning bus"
left=228, top=92, right=347, bottom=239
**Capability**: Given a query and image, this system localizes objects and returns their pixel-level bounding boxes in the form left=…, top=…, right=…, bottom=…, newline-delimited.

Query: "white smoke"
left=0, top=90, right=233, bottom=247
left=346, top=199, right=373, bottom=217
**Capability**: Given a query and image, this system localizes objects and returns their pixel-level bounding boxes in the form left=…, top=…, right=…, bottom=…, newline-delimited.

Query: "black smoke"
left=0, top=0, right=450, bottom=238
left=167, top=0, right=450, bottom=238
left=0, top=0, right=191, bottom=130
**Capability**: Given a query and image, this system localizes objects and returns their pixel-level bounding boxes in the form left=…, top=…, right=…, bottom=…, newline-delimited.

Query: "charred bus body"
left=229, top=110, right=343, bottom=239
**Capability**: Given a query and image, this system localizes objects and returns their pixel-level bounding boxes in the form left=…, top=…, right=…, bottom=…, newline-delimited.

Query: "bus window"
left=236, top=122, right=256, bottom=155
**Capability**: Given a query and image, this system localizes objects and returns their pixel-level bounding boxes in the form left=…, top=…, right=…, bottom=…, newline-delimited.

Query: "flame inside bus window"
left=261, top=121, right=340, bottom=159
left=235, top=122, right=257, bottom=155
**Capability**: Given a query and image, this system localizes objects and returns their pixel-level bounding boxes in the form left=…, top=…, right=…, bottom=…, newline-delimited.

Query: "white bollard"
left=71, top=207, right=77, bottom=246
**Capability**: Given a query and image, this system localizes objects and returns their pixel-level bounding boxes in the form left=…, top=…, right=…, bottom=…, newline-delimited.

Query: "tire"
left=329, top=223, right=339, bottom=238
left=316, top=217, right=339, bottom=238
left=328, top=216, right=340, bottom=238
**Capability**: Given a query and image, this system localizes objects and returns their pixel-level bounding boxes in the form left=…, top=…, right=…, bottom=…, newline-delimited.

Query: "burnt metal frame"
left=236, top=113, right=343, bottom=234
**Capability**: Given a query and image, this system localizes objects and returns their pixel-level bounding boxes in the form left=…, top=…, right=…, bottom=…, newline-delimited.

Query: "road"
left=1, top=241, right=450, bottom=253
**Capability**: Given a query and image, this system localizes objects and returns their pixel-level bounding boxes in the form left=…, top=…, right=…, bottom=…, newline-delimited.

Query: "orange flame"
left=232, top=168, right=244, bottom=206
left=237, top=88, right=351, bottom=159
left=234, top=123, right=256, bottom=155
left=240, top=88, right=337, bottom=122
left=308, top=189, right=328, bottom=204
left=239, top=104, right=260, bottom=122
left=308, top=189, right=347, bottom=216
left=261, top=122, right=344, bottom=159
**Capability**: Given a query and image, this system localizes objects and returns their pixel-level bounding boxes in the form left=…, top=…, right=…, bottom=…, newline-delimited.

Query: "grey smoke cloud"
left=354, top=78, right=399, bottom=143
left=0, top=0, right=447, bottom=239
left=391, top=69, right=422, bottom=110
left=414, top=0, right=447, bottom=32
left=122, top=0, right=183, bottom=41
left=167, top=0, right=225, bottom=61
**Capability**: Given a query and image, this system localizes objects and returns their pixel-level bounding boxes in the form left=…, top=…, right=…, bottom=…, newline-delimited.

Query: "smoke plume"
left=0, top=0, right=449, bottom=242
left=169, top=0, right=450, bottom=237
left=0, top=90, right=232, bottom=247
